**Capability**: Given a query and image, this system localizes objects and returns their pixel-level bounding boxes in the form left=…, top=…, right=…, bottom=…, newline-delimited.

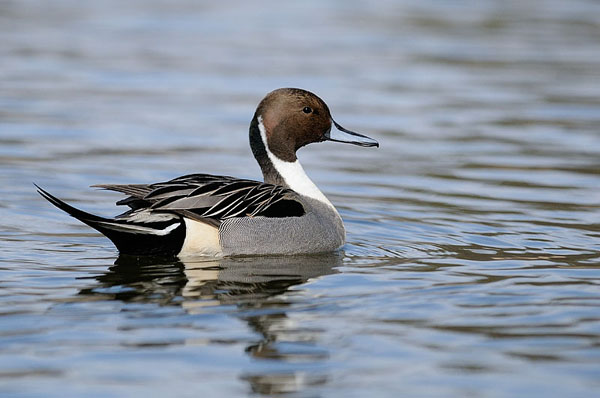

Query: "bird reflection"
left=79, top=252, right=342, bottom=395
left=81, top=253, right=339, bottom=304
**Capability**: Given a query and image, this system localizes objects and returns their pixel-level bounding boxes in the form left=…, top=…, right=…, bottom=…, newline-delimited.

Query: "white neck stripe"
left=257, top=116, right=334, bottom=209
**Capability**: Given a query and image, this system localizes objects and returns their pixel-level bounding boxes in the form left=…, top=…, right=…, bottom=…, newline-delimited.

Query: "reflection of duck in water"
left=79, top=253, right=341, bottom=394
left=82, top=253, right=340, bottom=306
left=182, top=254, right=339, bottom=312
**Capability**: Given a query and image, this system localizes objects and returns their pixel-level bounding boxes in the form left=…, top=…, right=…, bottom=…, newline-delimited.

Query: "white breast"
left=257, top=116, right=336, bottom=210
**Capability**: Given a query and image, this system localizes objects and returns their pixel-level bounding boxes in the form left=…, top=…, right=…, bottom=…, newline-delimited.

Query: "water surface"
left=1, top=1, right=599, bottom=397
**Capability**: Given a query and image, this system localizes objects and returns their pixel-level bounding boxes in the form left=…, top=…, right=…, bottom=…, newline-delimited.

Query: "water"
left=1, top=0, right=600, bottom=397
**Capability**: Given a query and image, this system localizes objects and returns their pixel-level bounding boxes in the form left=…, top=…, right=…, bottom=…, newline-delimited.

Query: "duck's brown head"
left=251, top=88, right=378, bottom=163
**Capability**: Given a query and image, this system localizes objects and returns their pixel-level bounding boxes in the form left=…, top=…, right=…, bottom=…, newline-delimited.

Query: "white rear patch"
left=258, top=116, right=336, bottom=210
left=178, top=218, right=223, bottom=258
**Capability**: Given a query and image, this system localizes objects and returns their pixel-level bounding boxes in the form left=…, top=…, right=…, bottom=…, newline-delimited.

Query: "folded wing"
left=94, top=173, right=305, bottom=226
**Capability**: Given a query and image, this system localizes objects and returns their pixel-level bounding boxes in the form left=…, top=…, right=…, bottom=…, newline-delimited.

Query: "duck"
left=37, top=88, right=379, bottom=257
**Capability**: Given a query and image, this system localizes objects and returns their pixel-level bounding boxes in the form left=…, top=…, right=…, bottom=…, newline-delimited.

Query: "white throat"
left=258, top=117, right=335, bottom=209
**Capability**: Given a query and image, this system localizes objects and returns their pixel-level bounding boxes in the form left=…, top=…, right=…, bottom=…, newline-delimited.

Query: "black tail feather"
left=35, top=184, right=186, bottom=256
left=35, top=184, right=108, bottom=225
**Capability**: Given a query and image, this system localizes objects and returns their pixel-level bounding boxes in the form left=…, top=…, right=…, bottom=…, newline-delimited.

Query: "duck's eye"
left=302, top=106, right=312, bottom=114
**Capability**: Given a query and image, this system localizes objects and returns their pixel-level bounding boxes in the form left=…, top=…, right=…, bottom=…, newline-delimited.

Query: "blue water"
left=1, top=1, right=600, bottom=397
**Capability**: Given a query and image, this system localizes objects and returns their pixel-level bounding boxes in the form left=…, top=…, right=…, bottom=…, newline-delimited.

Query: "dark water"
left=1, top=1, right=600, bottom=397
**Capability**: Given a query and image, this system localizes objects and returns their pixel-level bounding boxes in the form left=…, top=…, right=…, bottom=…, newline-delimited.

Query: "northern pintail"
left=37, top=88, right=378, bottom=257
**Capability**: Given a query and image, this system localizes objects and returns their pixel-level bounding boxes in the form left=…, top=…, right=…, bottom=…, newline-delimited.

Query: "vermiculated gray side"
left=219, top=197, right=345, bottom=255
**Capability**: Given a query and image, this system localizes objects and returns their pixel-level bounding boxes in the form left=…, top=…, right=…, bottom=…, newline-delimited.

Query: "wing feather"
left=96, top=174, right=305, bottom=222
left=93, top=184, right=153, bottom=198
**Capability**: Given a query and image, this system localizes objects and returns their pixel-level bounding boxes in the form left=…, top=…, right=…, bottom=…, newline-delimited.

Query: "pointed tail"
left=35, top=184, right=186, bottom=256
left=36, top=184, right=111, bottom=226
